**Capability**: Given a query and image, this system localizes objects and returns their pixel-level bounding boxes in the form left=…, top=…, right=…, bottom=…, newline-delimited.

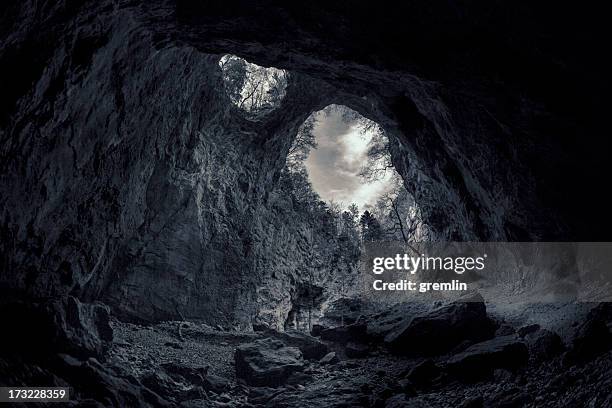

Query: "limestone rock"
left=564, top=304, right=612, bottom=366
left=202, top=374, right=230, bottom=394
left=53, top=354, right=172, bottom=407
left=385, top=293, right=494, bottom=355
left=320, top=322, right=367, bottom=344
left=525, top=329, right=564, bottom=361
left=235, top=338, right=304, bottom=387
left=447, top=336, right=528, bottom=381
left=319, top=352, right=339, bottom=365
left=1, top=297, right=112, bottom=360
left=272, top=329, right=328, bottom=360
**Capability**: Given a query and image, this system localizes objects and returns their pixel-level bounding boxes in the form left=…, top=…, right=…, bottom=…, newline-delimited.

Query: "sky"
left=304, top=108, right=396, bottom=210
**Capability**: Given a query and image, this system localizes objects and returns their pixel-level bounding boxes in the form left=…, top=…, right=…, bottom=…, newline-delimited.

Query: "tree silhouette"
left=360, top=210, right=383, bottom=242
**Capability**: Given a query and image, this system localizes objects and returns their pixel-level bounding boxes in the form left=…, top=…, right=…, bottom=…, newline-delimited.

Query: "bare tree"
left=375, top=178, right=426, bottom=252
left=358, top=130, right=394, bottom=182
left=286, top=114, right=317, bottom=170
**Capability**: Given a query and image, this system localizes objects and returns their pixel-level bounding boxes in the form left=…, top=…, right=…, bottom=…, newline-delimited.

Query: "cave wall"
left=2, top=0, right=610, bottom=325
left=157, top=0, right=611, bottom=241
left=251, top=182, right=362, bottom=330
left=0, top=1, right=348, bottom=326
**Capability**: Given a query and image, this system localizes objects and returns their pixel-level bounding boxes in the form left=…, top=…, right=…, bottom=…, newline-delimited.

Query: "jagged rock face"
left=1, top=1, right=610, bottom=325
left=0, top=1, right=349, bottom=326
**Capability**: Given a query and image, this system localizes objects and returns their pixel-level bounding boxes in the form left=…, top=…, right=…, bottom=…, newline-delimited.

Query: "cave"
left=1, top=1, right=611, bottom=406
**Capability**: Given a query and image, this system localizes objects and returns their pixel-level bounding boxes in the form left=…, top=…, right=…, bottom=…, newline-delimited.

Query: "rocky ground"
left=1, top=293, right=611, bottom=407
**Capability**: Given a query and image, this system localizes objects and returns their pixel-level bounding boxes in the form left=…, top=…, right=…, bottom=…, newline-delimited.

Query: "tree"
left=348, top=203, right=359, bottom=222
left=358, top=130, right=394, bottom=182
left=286, top=114, right=317, bottom=171
left=341, top=211, right=355, bottom=229
left=360, top=210, right=384, bottom=242
left=374, top=177, right=427, bottom=247
left=280, top=166, right=319, bottom=211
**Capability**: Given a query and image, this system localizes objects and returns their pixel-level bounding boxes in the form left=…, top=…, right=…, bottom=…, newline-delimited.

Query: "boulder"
left=247, top=387, right=288, bottom=405
left=365, top=302, right=424, bottom=341
left=160, top=362, right=208, bottom=383
left=142, top=371, right=197, bottom=402
left=1, top=297, right=113, bottom=360
left=235, top=338, right=304, bottom=387
left=273, top=329, right=328, bottom=360
left=525, top=329, right=564, bottom=361
left=564, top=304, right=612, bottom=366
left=161, top=362, right=227, bottom=394
left=345, top=342, right=369, bottom=358
left=384, top=293, right=495, bottom=355
left=320, top=322, right=367, bottom=344
left=319, top=352, right=339, bottom=365
left=48, top=297, right=113, bottom=359
left=202, top=374, right=230, bottom=394
left=53, top=354, right=173, bottom=407
left=517, top=324, right=540, bottom=338
left=446, top=336, right=528, bottom=381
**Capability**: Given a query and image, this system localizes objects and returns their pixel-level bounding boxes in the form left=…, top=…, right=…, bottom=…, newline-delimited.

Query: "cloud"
left=304, top=108, right=396, bottom=209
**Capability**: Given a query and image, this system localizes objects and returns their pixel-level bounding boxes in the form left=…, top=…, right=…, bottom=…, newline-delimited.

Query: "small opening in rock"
left=218, top=54, right=288, bottom=118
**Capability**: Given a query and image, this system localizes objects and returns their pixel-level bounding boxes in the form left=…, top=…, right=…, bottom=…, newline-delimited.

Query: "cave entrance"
left=286, top=104, right=428, bottom=244
left=274, top=105, right=429, bottom=331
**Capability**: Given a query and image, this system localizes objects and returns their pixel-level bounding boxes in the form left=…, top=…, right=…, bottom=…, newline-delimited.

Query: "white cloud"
left=304, top=107, right=397, bottom=210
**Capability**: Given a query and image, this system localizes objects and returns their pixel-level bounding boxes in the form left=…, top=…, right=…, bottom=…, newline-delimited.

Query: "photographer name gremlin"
left=371, top=254, right=486, bottom=292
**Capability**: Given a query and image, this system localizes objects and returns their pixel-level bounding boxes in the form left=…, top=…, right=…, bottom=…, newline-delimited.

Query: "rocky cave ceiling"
left=3, top=0, right=609, bottom=241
